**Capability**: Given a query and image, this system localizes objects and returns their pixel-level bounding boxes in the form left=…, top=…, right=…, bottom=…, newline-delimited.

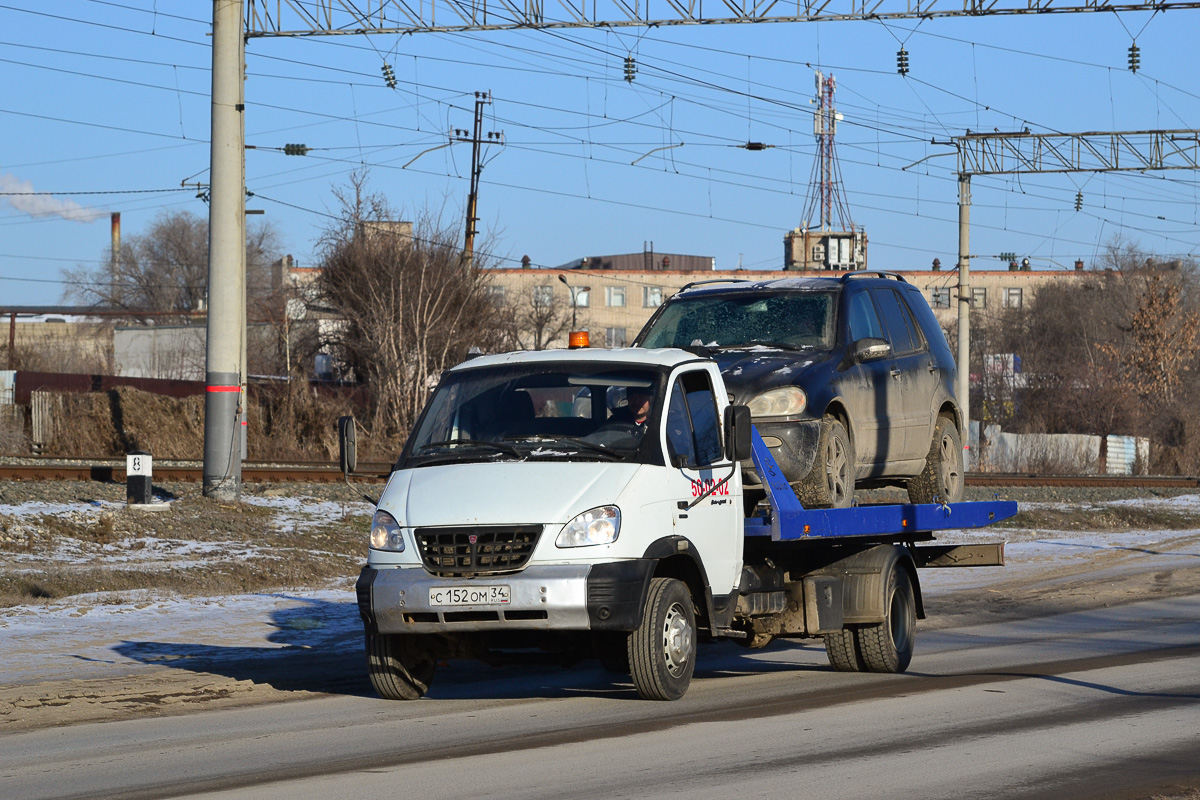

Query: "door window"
left=847, top=290, right=885, bottom=342
left=665, top=371, right=724, bottom=467
left=872, top=288, right=921, bottom=355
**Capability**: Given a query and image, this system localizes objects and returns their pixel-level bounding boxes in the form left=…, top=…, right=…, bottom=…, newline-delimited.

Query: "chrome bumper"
left=358, top=561, right=654, bottom=634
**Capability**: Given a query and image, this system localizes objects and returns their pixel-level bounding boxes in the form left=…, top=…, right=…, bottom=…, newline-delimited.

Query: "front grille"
left=414, top=525, right=542, bottom=576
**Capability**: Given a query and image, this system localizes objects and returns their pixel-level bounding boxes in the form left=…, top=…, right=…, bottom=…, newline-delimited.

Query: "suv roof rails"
left=841, top=271, right=908, bottom=284
left=679, top=277, right=753, bottom=292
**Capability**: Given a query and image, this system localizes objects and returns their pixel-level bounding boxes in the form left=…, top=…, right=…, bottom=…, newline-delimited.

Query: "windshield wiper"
left=508, top=435, right=625, bottom=460
left=417, top=439, right=521, bottom=458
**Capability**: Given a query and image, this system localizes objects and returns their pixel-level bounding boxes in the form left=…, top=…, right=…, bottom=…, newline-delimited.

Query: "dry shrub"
left=249, top=380, right=403, bottom=462
left=0, top=406, right=27, bottom=455
left=249, top=381, right=352, bottom=461
left=43, top=393, right=121, bottom=456
left=32, top=384, right=401, bottom=462
left=112, top=386, right=204, bottom=459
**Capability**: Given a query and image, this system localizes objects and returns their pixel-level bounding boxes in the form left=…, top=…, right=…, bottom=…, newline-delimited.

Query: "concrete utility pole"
left=956, top=176, right=971, bottom=430
left=949, top=126, right=1200, bottom=442
left=203, top=0, right=246, bottom=500
left=454, top=92, right=501, bottom=269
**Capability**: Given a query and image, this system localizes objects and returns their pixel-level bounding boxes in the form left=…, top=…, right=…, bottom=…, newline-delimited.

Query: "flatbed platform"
left=745, top=427, right=1018, bottom=542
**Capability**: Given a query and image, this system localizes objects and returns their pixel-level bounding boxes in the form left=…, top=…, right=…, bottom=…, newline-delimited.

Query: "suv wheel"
left=907, top=415, right=964, bottom=504
left=797, top=416, right=854, bottom=509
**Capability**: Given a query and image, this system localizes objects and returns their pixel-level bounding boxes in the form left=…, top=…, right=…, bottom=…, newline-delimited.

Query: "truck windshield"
left=405, top=363, right=663, bottom=466
left=638, top=291, right=836, bottom=351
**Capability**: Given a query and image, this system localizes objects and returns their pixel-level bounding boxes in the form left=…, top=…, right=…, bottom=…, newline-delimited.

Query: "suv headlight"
left=747, top=386, right=807, bottom=417
left=369, top=510, right=405, bottom=551
left=556, top=506, right=621, bottom=548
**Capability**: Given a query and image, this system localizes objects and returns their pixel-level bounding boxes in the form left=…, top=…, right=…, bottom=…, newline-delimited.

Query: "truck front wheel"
left=854, top=565, right=916, bottom=673
left=628, top=578, right=696, bottom=701
left=366, top=632, right=436, bottom=700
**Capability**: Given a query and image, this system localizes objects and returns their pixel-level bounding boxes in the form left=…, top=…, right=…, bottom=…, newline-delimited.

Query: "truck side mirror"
left=854, top=337, right=891, bottom=362
left=338, top=415, right=357, bottom=475
left=725, top=404, right=752, bottom=461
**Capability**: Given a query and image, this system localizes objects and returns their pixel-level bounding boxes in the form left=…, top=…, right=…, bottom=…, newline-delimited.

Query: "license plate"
left=429, top=585, right=510, bottom=606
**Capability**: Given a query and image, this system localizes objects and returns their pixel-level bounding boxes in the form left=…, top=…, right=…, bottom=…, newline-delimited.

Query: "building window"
left=485, top=285, right=506, bottom=304
left=606, top=286, right=625, bottom=307
left=1004, top=287, right=1023, bottom=309
left=571, top=288, right=590, bottom=308
left=931, top=288, right=951, bottom=309
left=643, top=286, right=663, bottom=308
left=971, top=287, right=987, bottom=308
left=532, top=285, right=553, bottom=307
left=606, top=327, right=627, bottom=347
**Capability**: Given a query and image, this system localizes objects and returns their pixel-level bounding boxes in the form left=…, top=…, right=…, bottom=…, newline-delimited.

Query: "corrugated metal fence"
left=970, top=423, right=1148, bottom=475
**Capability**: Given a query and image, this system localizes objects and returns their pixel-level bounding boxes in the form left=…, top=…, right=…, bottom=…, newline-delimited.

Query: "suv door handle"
left=927, top=362, right=938, bottom=373
left=890, top=369, right=902, bottom=378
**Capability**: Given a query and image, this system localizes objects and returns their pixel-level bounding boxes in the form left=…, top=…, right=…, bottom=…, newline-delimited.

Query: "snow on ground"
left=0, top=499, right=126, bottom=517
left=0, top=589, right=360, bottom=686
left=241, top=495, right=372, bottom=533
left=1, top=495, right=1198, bottom=690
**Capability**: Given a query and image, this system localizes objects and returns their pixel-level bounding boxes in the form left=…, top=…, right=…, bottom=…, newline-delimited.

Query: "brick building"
left=489, top=267, right=1091, bottom=349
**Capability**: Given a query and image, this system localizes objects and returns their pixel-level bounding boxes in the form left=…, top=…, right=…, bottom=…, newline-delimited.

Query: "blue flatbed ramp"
left=744, top=427, right=1017, bottom=542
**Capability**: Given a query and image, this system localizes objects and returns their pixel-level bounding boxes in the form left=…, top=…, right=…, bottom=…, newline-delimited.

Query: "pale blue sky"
left=2, top=1, right=1198, bottom=307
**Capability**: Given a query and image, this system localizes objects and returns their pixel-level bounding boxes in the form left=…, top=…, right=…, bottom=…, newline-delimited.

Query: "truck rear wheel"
left=854, top=565, right=916, bottom=673
left=628, top=578, right=696, bottom=701
left=366, top=632, right=436, bottom=700
left=824, top=628, right=864, bottom=672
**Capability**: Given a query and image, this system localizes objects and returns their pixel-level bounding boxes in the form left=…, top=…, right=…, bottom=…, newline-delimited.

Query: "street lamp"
left=558, top=274, right=591, bottom=330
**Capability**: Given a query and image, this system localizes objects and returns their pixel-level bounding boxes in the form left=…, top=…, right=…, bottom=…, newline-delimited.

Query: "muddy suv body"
left=634, top=272, right=963, bottom=507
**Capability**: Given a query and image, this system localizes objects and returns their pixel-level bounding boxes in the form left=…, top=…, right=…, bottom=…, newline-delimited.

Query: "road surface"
left=4, top=589, right=1199, bottom=800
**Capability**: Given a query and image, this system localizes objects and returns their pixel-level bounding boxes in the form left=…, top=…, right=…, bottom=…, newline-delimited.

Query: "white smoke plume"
left=0, top=173, right=106, bottom=223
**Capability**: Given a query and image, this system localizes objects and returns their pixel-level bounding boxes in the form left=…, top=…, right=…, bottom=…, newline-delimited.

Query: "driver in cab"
left=610, top=387, right=653, bottom=428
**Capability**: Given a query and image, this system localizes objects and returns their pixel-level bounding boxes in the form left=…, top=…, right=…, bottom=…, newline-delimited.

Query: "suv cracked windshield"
left=402, top=363, right=663, bottom=468
left=638, top=291, right=836, bottom=353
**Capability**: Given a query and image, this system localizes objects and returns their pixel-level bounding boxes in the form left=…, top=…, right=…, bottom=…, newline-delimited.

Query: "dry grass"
left=0, top=495, right=371, bottom=607
left=25, top=384, right=402, bottom=463
left=995, top=503, right=1200, bottom=531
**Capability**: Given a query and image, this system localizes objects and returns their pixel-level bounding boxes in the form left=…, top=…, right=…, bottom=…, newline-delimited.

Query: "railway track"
left=0, top=460, right=394, bottom=483
left=0, top=459, right=1197, bottom=488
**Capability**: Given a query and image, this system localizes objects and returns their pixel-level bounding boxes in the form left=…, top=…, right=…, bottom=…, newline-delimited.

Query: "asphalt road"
left=5, top=592, right=1199, bottom=800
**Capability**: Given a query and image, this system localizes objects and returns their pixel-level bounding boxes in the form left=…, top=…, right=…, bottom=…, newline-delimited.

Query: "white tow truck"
left=344, top=346, right=1014, bottom=701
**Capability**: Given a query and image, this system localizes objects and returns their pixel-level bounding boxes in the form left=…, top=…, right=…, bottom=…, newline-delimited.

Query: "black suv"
left=634, top=272, right=963, bottom=508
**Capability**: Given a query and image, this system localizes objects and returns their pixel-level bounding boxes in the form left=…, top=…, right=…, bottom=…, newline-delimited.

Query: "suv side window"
left=872, top=287, right=924, bottom=355
left=665, top=371, right=724, bottom=467
left=847, top=289, right=885, bottom=342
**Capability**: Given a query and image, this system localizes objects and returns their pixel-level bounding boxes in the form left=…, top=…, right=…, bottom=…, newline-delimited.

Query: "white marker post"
left=126, top=451, right=152, bottom=505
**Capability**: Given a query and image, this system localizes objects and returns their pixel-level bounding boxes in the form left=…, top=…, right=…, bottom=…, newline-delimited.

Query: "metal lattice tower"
left=801, top=72, right=855, bottom=233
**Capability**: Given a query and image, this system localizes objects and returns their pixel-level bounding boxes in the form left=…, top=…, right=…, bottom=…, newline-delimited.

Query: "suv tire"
left=797, top=416, right=854, bottom=509
left=907, top=415, right=964, bottom=504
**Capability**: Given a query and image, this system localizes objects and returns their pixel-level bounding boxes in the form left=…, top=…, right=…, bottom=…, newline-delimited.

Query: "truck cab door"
left=662, top=368, right=743, bottom=597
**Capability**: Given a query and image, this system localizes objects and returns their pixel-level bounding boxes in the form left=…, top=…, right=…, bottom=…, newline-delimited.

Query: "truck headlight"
left=369, top=510, right=405, bottom=552
left=556, top=506, right=621, bottom=548
left=747, top=386, right=807, bottom=417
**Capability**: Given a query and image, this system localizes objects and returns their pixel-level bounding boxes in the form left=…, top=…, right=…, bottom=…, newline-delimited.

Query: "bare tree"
left=509, top=285, right=571, bottom=351
left=62, top=209, right=281, bottom=321
left=312, top=173, right=509, bottom=438
left=975, top=234, right=1200, bottom=473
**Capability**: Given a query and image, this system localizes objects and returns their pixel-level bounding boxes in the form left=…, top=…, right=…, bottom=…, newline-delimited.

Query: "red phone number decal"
left=691, top=477, right=730, bottom=497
